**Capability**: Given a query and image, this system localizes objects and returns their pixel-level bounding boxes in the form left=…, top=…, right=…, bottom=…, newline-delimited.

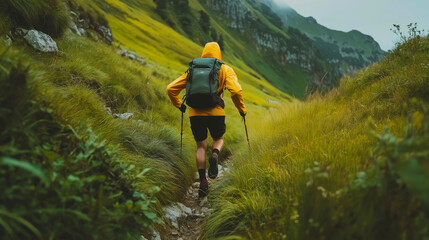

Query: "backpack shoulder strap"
left=186, top=59, right=194, bottom=83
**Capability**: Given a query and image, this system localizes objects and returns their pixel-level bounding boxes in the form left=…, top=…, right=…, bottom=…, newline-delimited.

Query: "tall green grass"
left=0, top=0, right=69, bottom=37
left=203, top=35, right=429, bottom=239
left=21, top=33, right=198, bottom=204
left=0, top=49, right=159, bottom=239
left=1, top=30, right=199, bottom=237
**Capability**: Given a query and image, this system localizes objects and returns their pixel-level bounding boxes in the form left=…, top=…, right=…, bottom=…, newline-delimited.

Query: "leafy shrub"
left=0, top=0, right=69, bottom=37
left=349, top=100, right=429, bottom=238
left=0, top=51, right=159, bottom=239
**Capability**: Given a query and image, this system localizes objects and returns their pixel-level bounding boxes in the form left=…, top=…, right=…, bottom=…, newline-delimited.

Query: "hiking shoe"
left=198, top=179, right=209, bottom=198
left=208, top=154, right=218, bottom=179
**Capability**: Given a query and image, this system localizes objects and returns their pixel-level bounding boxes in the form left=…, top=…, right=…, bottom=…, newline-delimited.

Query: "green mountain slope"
left=204, top=34, right=429, bottom=239
left=197, top=0, right=331, bottom=97
left=266, top=1, right=386, bottom=75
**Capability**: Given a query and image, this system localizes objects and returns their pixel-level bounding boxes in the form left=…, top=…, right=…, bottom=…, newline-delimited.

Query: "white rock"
left=152, top=230, right=161, bottom=240
left=178, top=202, right=192, bottom=215
left=201, top=207, right=210, bottom=213
left=127, top=52, right=136, bottom=60
left=23, top=30, right=58, bottom=53
left=113, top=112, right=133, bottom=120
left=98, top=25, right=113, bottom=44
left=69, top=21, right=81, bottom=36
left=192, top=182, right=199, bottom=188
left=163, top=203, right=192, bottom=228
left=136, top=57, right=145, bottom=63
left=141, top=229, right=160, bottom=240
left=118, top=49, right=128, bottom=56
left=78, top=28, right=86, bottom=36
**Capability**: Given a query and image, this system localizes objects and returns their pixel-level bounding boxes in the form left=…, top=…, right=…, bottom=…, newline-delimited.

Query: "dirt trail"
left=160, top=165, right=227, bottom=240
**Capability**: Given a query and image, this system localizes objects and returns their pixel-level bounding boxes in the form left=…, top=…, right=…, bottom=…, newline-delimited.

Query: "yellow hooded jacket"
left=166, top=42, right=247, bottom=117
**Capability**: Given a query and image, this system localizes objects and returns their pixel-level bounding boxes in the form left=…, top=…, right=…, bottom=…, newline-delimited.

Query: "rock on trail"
left=142, top=164, right=229, bottom=240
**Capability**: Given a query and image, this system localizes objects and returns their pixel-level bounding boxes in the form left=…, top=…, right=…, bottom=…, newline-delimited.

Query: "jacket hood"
left=201, top=42, right=222, bottom=61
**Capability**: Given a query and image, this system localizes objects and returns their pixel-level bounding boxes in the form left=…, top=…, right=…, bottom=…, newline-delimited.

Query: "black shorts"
left=190, top=116, right=226, bottom=142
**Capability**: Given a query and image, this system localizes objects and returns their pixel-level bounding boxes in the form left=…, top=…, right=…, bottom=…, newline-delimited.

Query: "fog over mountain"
left=272, top=0, right=429, bottom=50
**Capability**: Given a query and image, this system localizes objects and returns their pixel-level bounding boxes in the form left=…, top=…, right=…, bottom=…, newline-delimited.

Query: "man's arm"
left=224, top=65, right=247, bottom=115
left=166, top=73, right=187, bottom=108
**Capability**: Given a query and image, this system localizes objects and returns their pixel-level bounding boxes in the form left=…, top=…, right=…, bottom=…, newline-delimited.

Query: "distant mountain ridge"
left=263, top=0, right=386, bottom=74
left=199, top=0, right=386, bottom=93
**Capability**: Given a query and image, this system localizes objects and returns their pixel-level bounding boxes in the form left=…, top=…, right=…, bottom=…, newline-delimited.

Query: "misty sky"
left=272, top=0, right=429, bottom=51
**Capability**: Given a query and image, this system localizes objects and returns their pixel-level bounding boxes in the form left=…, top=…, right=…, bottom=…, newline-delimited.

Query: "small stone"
left=201, top=207, right=210, bottom=213
left=98, top=25, right=113, bottom=44
left=192, top=182, right=199, bottom=188
left=178, top=238, right=184, bottom=240
left=136, top=57, right=145, bottom=63
left=113, top=112, right=133, bottom=120
left=192, top=213, right=205, bottom=218
left=23, top=30, right=58, bottom=53
left=78, top=28, right=86, bottom=36
left=171, top=231, right=179, bottom=236
left=177, top=202, right=192, bottom=215
left=127, top=52, right=136, bottom=60
left=152, top=230, right=161, bottom=240
left=163, top=203, right=191, bottom=229
left=118, top=49, right=128, bottom=56
left=69, top=21, right=81, bottom=36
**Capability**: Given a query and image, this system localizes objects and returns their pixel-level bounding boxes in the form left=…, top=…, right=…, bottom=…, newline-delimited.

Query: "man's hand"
left=179, top=103, right=187, bottom=113
left=240, top=111, right=246, bottom=117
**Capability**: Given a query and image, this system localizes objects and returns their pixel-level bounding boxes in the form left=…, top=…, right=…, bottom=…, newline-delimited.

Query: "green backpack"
left=185, top=57, right=225, bottom=109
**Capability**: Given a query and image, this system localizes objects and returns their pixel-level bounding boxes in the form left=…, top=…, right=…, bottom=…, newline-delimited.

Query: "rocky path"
left=149, top=164, right=229, bottom=240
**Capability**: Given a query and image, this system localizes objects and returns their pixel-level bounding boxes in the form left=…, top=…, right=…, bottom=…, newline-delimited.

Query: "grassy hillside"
left=99, top=0, right=290, bottom=103
left=197, top=0, right=325, bottom=98
left=204, top=34, right=429, bottom=239
left=3, top=0, right=425, bottom=239
left=0, top=0, right=291, bottom=238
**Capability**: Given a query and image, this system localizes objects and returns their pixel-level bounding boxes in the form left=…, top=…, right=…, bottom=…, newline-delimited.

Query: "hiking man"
left=166, top=42, right=247, bottom=198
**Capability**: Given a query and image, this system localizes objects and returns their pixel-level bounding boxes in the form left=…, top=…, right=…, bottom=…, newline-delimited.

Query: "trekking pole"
left=180, top=111, right=184, bottom=154
left=243, top=116, right=250, bottom=150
